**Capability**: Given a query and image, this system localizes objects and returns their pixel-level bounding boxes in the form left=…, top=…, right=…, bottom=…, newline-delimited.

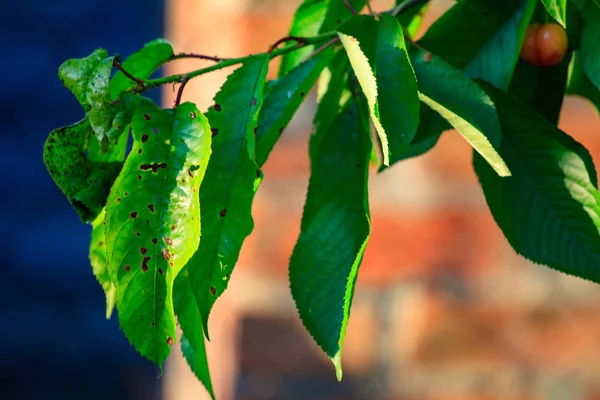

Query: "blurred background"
left=4, top=0, right=600, bottom=399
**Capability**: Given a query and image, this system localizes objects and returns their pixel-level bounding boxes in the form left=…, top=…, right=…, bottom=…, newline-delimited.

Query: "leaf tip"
left=331, top=351, right=343, bottom=382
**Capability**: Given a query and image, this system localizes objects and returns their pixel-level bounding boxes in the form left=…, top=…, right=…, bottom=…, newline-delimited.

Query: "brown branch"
left=113, top=58, right=145, bottom=86
left=170, top=52, right=230, bottom=62
left=174, top=76, right=190, bottom=107
left=268, top=36, right=308, bottom=54
left=306, top=37, right=340, bottom=60
left=343, top=0, right=359, bottom=15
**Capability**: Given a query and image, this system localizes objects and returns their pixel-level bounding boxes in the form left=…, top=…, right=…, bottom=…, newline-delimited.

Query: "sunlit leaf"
left=105, top=100, right=211, bottom=365
left=173, top=267, right=214, bottom=400
left=186, top=55, right=269, bottom=336
left=475, top=82, right=600, bottom=282
left=290, top=96, right=371, bottom=381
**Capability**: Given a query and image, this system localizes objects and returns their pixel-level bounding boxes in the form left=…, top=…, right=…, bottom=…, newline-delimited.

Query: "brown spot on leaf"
left=141, top=247, right=148, bottom=254
left=253, top=127, right=257, bottom=134
left=159, top=298, right=163, bottom=302
left=300, top=91, right=305, bottom=97
left=423, top=52, right=432, bottom=62
left=140, top=162, right=167, bottom=173
left=117, top=197, right=121, bottom=202
left=219, top=209, right=227, bottom=217
left=124, top=265, right=131, bottom=271
left=130, top=212, right=138, bottom=219
left=152, top=238, right=157, bottom=244
left=141, top=134, right=149, bottom=143
left=141, top=256, right=151, bottom=272
left=225, top=273, right=229, bottom=279
left=138, top=148, right=142, bottom=154
left=162, top=248, right=171, bottom=261
left=181, top=178, right=185, bottom=183
left=210, top=286, right=216, bottom=295
left=98, top=241, right=104, bottom=247
left=166, top=337, right=174, bottom=346
left=151, top=322, right=155, bottom=326
left=189, top=111, right=197, bottom=119
left=214, top=104, right=222, bottom=112
left=164, top=237, right=173, bottom=246
left=138, top=175, right=142, bottom=180
left=211, top=128, right=218, bottom=137
left=158, top=268, right=164, bottom=275
left=148, top=204, right=155, bottom=213
left=136, top=232, right=141, bottom=236
left=256, top=169, right=261, bottom=177
left=143, top=114, right=151, bottom=120
left=171, top=225, right=176, bottom=231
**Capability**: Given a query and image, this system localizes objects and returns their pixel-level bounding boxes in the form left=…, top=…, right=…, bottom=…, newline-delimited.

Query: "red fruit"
left=520, top=23, right=568, bottom=67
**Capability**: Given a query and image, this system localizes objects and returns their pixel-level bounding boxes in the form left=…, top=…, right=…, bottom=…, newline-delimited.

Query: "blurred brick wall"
left=164, top=1, right=600, bottom=400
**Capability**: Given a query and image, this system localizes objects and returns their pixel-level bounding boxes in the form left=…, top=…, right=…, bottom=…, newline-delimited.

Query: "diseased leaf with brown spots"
left=104, top=100, right=212, bottom=366
left=186, top=55, right=269, bottom=337
left=43, top=118, right=122, bottom=223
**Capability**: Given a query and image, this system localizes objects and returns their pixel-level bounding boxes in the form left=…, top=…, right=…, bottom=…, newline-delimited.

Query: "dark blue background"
left=1, top=1, right=165, bottom=398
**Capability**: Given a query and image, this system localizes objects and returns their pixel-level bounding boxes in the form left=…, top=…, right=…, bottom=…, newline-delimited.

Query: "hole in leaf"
left=189, top=111, right=196, bottom=119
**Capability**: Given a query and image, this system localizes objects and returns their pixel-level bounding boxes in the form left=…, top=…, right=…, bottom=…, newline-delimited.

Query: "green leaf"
left=408, top=45, right=510, bottom=177
left=395, top=0, right=430, bottom=39
left=541, top=0, right=567, bottom=26
left=290, top=97, right=371, bottom=381
left=278, top=0, right=365, bottom=76
left=474, top=82, right=600, bottom=283
left=43, top=118, right=122, bottom=222
left=509, top=51, right=572, bottom=124
left=463, top=0, right=536, bottom=90
left=59, top=48, right=110, bottom=109
left=311, top=51, right=352, bottom=159
left=579, top=3, right=600, bottom=91
left=59, top=48, right=131, bottom=142
left=186, top=55, right=269, bottom=336
left=567, top=51, right=600, bottom=114
left=90, top=209, right=116, bottom=319
left=418, top=0, right=523, bottom=69
left=105, top=101, right=212, bottom=365
left=256, top=49, right=334, bottom=166
left=173, top=267, right=214, bottom=400
left=338, top=15, right=420, bottom=166
left=109, top=39, right=174, bottom=99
